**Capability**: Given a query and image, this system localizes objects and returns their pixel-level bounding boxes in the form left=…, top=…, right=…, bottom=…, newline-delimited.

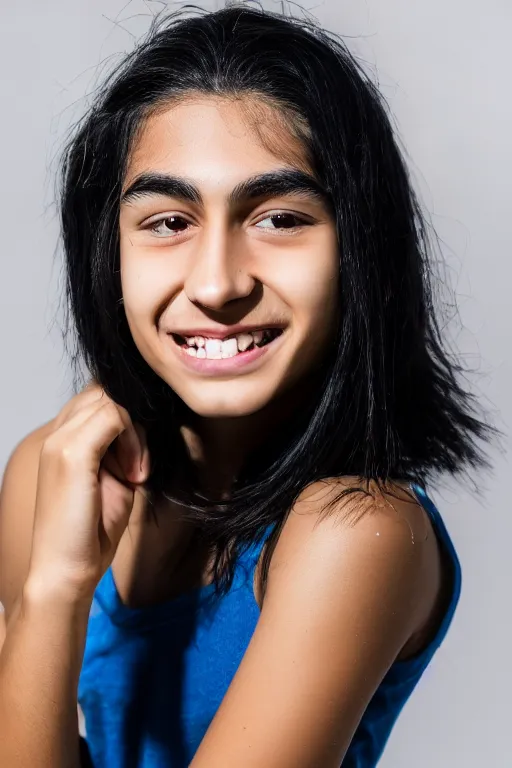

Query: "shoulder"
left=197, top=477, right=445, bottom=765
left=263, top=477, right=443, bottom=656
left=0, top=420, right=55, bottom=618
left=273, top=476, right=430, bottom=558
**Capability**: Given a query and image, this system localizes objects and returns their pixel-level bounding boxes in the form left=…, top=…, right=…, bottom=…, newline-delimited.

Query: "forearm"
left=0, top=579, right=90, bottom=768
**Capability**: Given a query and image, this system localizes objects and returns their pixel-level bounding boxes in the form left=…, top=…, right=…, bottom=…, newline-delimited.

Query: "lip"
left=165, top=329, right=286, bottom=375
left=166, top=323, right=285, bottom=341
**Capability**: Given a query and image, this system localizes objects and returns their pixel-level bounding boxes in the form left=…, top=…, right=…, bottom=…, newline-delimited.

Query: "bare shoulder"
left=0, top=419, right=56, bottom=619
left=282, top=476, right=432, bottom=542
left=264, top=476, right=446, bottom=659
left=271, top=476, right=433, bottom=559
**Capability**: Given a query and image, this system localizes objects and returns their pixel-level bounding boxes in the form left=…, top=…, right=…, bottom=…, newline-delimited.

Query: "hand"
left=26, top=383, right=151, bottom=603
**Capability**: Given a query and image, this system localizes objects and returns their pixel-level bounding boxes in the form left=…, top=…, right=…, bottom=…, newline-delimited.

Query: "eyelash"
left=144, top=211, right=312, bottom=239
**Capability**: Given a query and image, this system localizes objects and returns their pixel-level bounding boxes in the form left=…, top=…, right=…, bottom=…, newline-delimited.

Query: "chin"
left=178, top=385, right=277, bottom=419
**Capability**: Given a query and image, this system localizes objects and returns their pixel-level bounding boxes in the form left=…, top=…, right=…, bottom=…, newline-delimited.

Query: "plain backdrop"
left=0, top=1, right=510, bottom=765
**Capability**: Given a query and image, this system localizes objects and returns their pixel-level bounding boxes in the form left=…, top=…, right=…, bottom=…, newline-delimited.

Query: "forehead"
left=125, top=95, right=312, bottom=185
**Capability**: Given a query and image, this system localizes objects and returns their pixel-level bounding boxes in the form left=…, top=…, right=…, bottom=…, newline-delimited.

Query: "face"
left=119, top=96, right=339, bottom=418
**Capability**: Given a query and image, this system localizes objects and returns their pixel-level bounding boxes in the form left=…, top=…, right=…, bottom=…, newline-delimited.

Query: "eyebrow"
left=121, top=168, right=331, bottom=210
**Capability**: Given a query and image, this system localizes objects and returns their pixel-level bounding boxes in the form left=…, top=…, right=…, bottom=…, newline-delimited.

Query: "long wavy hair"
left=59, top=3, right=495, bottom=595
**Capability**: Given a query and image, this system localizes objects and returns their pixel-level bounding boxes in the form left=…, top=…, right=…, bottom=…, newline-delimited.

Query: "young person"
left=0, top=5, right=494, bottom=767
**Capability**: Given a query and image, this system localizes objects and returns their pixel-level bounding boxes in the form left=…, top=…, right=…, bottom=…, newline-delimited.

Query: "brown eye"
left=149, top=216, right=190, bottom=237
left=255, top=213, right=309, bottom=231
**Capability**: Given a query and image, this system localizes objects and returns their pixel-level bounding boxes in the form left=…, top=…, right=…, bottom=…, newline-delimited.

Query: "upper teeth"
left=184, top=330, right=271, bottom=359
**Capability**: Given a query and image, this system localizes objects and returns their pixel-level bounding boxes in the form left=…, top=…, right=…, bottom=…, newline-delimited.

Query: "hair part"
left=59, top=3, right=497, bottom=596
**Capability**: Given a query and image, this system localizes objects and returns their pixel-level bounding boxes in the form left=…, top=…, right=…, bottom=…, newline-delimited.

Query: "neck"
left=179, top=375, right=320, bottom=500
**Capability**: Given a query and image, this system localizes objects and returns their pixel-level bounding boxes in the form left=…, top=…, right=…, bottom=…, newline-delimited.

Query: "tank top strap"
left=231, top=522, right=278, bottom=590
left=383, top=481, right=462, bottom=679
left=242, top=522, right=278, bottom=560
left=411, top=482, right=462, bottom=572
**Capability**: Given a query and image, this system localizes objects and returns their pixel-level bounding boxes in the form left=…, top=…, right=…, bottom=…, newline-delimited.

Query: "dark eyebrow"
left=121, top=169, right=331, bottom=209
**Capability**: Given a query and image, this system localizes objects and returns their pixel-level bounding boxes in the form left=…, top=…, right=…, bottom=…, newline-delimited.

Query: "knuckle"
left=54, top=389, right=100, bottom=427
left=102, top=399, right=123, bottom=421
left=40, top=433, right=62, bottom=458
left=41, top=434, right=85, bottom=467
left=103, top=399, right=129, bottom=428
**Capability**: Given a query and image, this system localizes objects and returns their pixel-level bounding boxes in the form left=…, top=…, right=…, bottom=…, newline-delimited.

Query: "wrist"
left=22, top=569, right=95, bottom=616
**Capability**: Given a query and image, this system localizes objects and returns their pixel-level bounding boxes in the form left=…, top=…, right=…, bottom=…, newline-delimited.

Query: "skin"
left=0, top=95, right=451, bottom=767
left=119, top=95, right=339, bottom=486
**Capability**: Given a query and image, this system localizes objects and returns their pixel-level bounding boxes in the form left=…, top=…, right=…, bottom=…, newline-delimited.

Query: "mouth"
left=170, top=328, right=283, bottom=359
left=166, top=327, right=285, bottom=374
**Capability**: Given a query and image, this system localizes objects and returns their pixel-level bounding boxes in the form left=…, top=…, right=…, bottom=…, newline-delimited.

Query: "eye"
left=147, top=215, right=191, bottom=238
left=254, top=212, right=310, bottom=232
left=142, top=211, right=312, bottom=238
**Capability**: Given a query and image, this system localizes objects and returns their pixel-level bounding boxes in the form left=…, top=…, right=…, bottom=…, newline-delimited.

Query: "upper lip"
left=166, top=323, right=285, bottom=340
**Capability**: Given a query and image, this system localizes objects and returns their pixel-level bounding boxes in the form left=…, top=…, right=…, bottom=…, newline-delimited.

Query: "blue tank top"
left=78, top=484, right=461, bottom=767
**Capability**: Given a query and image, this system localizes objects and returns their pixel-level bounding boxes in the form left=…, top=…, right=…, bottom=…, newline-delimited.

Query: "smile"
left=166, top=328, right=285, bottom=374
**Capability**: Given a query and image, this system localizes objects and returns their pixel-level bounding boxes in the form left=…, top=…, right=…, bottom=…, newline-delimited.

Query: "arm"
left=0, top=581, right=89, bottom=768
left=191, top=479, right=440, bottom=767
left=0, top=427, right=85, bottom=768
left=0, top=609, right=5, bottom=651
left=0, top=387, right=148, bottom=768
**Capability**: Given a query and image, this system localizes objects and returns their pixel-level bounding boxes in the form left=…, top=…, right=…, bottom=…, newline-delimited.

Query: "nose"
left=184, top=226, right=255, bottom=310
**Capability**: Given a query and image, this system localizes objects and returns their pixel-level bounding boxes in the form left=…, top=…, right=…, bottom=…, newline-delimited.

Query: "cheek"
left=120, top=239, right=177, bottom=327
left=281, top=245, right=339, bottom=372
left=121, top=269, right=156, bottom=322
left=274, top=246, right=339, bottom=331
left=120, top=273, right=154, bottom=356
left=119, top=255, right=169, bottom=363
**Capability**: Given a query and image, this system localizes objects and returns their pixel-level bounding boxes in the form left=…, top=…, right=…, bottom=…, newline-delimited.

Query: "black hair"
left=59, top=3, right=496, bottom=596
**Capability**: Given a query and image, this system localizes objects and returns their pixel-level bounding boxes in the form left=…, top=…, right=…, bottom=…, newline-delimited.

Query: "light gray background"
left=0, top=1, right=510, bottom=765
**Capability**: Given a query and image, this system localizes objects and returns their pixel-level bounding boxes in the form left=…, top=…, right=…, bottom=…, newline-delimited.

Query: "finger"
left=53, top=386, right=105, bottom=429
left=98, top=466, right=134, bottom=545
left=45, top=400, right=132, bottom=472
left=113, top=422, right=145, bottom=485
left=52, top=394, right=117, bottom=436
left=88, top=401, right=134, bottom=462
left=50, top=395, right=146, bottom=485
left=101, top=446, right=145, bottom=494
left=101, top=446, right=129, bottom=485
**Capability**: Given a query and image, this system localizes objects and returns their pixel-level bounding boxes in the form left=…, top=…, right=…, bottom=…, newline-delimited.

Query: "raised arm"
left=0, top=423, right=86, bottom=767
left=0, top=385, right=149, bottom=767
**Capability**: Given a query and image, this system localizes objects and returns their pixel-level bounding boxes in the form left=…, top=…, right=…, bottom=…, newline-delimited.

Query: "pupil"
left=272, top=214, right=296, bottom=229
left=165, top=217, right=187, bottom=231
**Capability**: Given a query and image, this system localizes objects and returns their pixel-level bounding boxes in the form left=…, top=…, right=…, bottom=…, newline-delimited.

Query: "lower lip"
left=166, top=332, right=285, bottom=375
